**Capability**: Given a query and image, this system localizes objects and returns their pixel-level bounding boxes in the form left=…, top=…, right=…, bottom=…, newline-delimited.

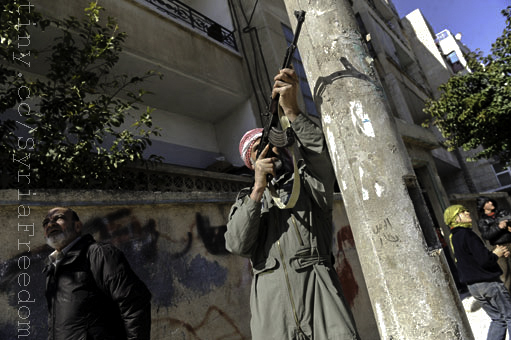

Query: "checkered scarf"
left=239, top=128, right=263, bottom=170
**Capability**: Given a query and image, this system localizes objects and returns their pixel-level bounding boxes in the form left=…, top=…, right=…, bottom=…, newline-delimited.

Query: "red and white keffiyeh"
left=239, top=128, right=263, bottom=170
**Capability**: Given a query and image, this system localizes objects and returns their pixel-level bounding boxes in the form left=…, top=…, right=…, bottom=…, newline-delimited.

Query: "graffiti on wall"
left=0, top=207, right=245, bottom=340
left=154, top=306, right=247, bottom=340
left=335, top=225, right=360, bottom=308
left=372, top=217, right=400, bottom=246
left=1, top=206, right=364, bottom=339
left=195, top=212, right=229, bottom=255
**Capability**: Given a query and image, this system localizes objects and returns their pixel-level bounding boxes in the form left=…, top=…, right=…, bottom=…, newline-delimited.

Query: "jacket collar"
left=43, top=234, right=95, bottom=273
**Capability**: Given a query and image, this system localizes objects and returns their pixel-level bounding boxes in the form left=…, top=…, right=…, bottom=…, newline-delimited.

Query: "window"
left=446, top=51, right=464, bottom=73
left=446, top=51, right=459, bottom=64
left=281, top=24, right=319, bottom=117
left=492, top=163, right=511, bottom=188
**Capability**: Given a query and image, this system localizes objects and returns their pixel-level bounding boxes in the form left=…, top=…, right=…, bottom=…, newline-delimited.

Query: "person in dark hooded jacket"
left=477, top=196, right=511, bottom=292
left=42, top=207, right=151, bottom=340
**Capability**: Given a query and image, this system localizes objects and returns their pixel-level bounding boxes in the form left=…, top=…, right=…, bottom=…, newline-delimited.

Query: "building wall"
left=459, top=148, right=501, bottom=193
left=28, top=0, right=254, bottom=170
left=180, top=0, right=234, bottom=30
left=215, top=100, right=260, bottom=168
left=441, top=167, right=472, bottom=195
left=401, top=10, right=451, bottom=98
left=436, top=30, right=470, bottom=74
left=399, top=7, right=501, bottom=196
left=0, top=189, right=379, bottom=339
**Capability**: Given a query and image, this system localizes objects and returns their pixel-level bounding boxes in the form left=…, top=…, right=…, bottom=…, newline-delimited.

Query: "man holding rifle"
left=477, top=196, right=511, bottom=292
left=225, top=68, right=360, bottom=340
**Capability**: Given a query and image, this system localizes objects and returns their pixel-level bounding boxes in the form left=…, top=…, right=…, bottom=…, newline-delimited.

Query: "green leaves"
left=424, top=6, right=511, bottom=164
left=0, top=1, right=163, bottom=189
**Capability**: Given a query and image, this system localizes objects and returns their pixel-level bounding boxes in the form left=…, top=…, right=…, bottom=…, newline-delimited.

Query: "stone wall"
left=0, top=189, right=378, bottom=339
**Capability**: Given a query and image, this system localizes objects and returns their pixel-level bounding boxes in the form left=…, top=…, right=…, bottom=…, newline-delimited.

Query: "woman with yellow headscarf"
left=445, top=204, right=511, bottom=340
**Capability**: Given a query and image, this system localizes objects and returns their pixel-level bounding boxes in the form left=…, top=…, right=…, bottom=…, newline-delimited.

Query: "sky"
left=391, top=0, right=509, bottom=56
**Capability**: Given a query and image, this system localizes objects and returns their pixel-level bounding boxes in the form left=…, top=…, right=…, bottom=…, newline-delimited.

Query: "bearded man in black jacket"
left=42, top=207, right=151, bottom=340
left=477, top=196, right=511, bottom=292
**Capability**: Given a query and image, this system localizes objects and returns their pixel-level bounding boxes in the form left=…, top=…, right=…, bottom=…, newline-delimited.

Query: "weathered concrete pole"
left=281, top=1, right=474, bottom=339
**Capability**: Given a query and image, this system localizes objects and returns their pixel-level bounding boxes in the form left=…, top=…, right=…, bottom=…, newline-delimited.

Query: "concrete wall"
left=402, top=10, right=452, bottom=98
left=0, top=189, right=379, bottom=339
left=215, top=100, right=260, bottom=167
left=459, top=148, right=501, bottom=193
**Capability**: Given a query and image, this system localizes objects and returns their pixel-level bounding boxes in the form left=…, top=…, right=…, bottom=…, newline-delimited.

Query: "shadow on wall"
left=0, top=208, right=247, bottom=340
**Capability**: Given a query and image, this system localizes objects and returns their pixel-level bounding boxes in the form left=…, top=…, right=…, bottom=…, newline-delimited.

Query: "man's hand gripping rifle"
left=256, top=10, right=305, bottom=181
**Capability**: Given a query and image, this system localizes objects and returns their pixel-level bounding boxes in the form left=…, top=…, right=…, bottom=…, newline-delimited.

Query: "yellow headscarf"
left=444, top=204, right=472, bottom=229
left=444, top=204, right=472, bottom=262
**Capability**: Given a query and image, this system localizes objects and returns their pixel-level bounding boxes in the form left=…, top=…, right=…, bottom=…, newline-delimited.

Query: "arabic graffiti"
left=372, top=217, right=400, bottom=246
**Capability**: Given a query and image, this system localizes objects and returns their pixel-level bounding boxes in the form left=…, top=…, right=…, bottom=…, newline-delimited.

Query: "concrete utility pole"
left=281, top=1, right=474, bottom=339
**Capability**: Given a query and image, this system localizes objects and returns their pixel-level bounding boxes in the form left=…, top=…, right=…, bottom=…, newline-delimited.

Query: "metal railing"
left=121, top=162, right=252, bottom=193
left=0, top=158, right=252, bottom=193
left=141, top=0, right=238, bottom=51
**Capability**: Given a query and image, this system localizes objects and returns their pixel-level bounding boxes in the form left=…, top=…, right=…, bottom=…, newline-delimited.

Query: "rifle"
left=497, top=215, right=511, bottom=227
left=256, top=10, right=306, bottom=171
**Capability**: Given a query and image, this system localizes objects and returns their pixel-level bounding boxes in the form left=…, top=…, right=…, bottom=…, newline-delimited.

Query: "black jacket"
left=477, top=196, right=511, bottom=245
left=450, top=227, right=502, bottom=284
left=43, top=234, right=151, bottom=340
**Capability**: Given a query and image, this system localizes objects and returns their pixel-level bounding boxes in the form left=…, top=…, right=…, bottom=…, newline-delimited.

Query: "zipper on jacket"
left=291, top=215, right=304, bottom=246
left=277, top=240, right=307, bottom=337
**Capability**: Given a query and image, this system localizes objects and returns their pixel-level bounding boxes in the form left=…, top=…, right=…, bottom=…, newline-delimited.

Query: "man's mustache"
left=46, top=227, right=62, bottom=237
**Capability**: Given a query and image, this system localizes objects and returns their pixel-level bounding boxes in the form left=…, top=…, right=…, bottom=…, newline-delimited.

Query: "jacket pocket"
left=252, top=257, right=279, bottom=276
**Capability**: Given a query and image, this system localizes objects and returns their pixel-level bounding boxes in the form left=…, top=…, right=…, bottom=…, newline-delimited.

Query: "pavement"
left=462, top=294, right=508, bottom=340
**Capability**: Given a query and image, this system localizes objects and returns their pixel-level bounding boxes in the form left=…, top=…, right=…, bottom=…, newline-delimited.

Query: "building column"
left=281, top=1, right=474, bottom=339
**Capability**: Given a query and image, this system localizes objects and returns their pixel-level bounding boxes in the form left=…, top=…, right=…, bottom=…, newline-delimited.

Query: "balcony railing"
left=0, top=158, right=252, bottom=194
left=140, top=0, right=238, bottom=51
left=121, top=162, right=252, bottom=193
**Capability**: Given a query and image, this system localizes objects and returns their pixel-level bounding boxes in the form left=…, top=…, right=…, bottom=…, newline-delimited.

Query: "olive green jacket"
left=226, top=113, right=359, bottom=340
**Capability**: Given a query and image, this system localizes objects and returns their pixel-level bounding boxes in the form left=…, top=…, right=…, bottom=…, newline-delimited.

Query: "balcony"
left=0, top=157, right=253, bottom=192
left=28, top=0, right=250, bottom=169
left=123, top=162, right=252, bottom=193
left=137, top=0, right=237, bottom=51
left=32, top=0, right=246, bottom=123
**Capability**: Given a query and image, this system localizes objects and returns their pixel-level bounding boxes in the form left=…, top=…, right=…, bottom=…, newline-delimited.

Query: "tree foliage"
left=0, top=0, right=48, bottom=159
left=1, top=1, right=162, bottom=189
left=424, top=6, right=511, bottom=164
